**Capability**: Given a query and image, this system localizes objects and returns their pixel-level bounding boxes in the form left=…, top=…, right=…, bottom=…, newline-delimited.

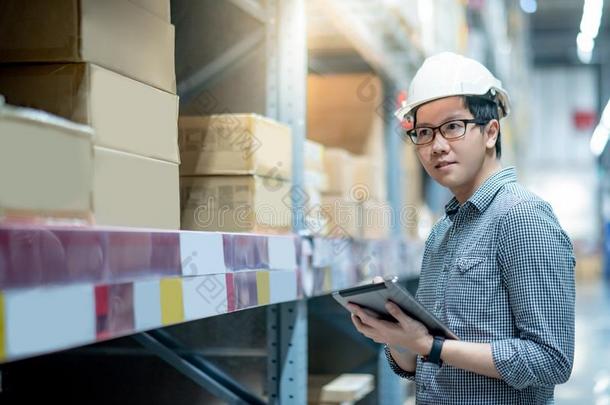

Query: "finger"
left=360, top=307, right=382, bottom=319
left=385, top=301, right=415, bottom=328
left=348, top=304, right=376, bottom=324
left=351, top=314, right=363, bottom=331
left=352, top=315, right=377, bottom=338
left=351, top=313, right=365, bottom=326
left=372, top=276, right=384, bottom=284
left=359, top=308, right=396, bottom=330
left=350, top=305, right=377, bottom=326
left=352, top=313, right=375, bottom=332
left=347, top=304, right=367, bottom=321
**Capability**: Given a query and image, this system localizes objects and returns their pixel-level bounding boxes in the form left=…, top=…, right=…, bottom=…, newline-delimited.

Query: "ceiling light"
left=519, top=0, right=537, bottom=13
left=577, top=32, right=595, bottom=53
left=591, top=99, right=610, bottom=156
left=590, top=125, right=609, bottom=156
left=576, top=0, right=604, bottom=63
left=580, top=0, right=603, bottom=39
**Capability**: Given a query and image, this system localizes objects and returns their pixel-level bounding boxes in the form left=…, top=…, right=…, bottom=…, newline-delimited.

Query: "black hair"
left=462, top=95, right=501, bottom=158
left=411, top=94, right=502, bottom=158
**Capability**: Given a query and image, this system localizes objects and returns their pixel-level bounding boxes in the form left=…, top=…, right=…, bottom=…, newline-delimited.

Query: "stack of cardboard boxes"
left=302, top=140, right=329, bottom=234
left=0, top=0, right=179, bottom=229
left=307, top=73, right=391, bottom=240
left=352, top=155, right=390, bottom=240
left=178, top=114, right=293, bottom=234
left=320, top=148, right=358, bottom=237
left=320, top=148, right=389, bottom=240
left=401, top=142, right=425, bottom=238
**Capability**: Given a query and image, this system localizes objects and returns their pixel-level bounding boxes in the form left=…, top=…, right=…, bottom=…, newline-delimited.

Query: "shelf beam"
left=134, top=330, right=266, bottom=405
left=178, top=27, right=266, bottom=104
left=229, top=0, right=268, bottom=24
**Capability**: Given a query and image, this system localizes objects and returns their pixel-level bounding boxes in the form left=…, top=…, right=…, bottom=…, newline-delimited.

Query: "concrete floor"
left=556, top=279, right=610, bottom=404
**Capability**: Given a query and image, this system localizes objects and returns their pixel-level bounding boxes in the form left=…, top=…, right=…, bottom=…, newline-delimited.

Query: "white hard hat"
left=394, top=52, right=511, bottom=121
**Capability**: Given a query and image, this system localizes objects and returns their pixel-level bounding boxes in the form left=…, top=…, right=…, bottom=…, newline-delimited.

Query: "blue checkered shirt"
left=387, top=166, right=575, bottom=404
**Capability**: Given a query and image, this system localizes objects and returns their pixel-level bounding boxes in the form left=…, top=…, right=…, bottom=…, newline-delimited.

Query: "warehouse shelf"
left=307, top=0, right=423, bottom=85
left=0, top=1, right=425, bottom=403
left=0, top=223, right=421, bottom=365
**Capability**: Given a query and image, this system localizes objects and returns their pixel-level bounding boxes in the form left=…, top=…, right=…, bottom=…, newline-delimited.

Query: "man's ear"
left=484, top=120, right=500, bottom=150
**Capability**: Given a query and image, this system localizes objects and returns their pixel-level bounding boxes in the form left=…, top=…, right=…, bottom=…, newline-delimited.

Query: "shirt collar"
left=444, top=166, right=517, bottom=216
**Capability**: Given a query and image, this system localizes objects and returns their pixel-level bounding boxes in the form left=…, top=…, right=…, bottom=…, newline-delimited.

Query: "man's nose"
left=431, top=129, right=449, bottom=154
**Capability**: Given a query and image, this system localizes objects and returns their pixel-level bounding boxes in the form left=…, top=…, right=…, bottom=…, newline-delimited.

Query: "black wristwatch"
left=423, top=336, right=445, bottom=366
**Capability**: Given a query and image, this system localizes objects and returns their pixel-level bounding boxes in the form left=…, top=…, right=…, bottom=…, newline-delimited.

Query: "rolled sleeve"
left=495, top=201, right=575, bottom=390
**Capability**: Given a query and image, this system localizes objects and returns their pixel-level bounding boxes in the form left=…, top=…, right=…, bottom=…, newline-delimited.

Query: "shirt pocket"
left=446, top=256, right=500, bottom=332
left=455, top=256, right=486, bottom=274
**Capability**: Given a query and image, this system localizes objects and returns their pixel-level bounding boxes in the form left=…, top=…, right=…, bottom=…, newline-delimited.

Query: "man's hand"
left=348, top=300, right=433, bottom=357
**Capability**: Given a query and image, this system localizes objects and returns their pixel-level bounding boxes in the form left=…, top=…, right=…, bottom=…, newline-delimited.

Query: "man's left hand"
left=348, top=301, right=433, bottom=357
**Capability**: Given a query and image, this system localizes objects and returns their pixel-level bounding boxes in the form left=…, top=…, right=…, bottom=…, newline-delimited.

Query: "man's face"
left=413, top=96, right=494, bottom=192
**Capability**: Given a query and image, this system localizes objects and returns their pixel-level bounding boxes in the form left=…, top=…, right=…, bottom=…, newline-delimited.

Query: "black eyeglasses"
left=406, top=118, right=490, bottom=145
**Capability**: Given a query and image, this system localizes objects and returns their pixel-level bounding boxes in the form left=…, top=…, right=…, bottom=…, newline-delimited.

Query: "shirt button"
left=421, top=383, right=427, bottom=392
left=442, top=264, right=448, bottom=272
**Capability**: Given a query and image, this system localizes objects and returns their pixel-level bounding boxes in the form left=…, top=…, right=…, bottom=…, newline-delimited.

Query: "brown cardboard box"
left=317, top=196, right=390, bottom=240
left=179, top=115, right=292, bottom=179
left=94, top=146, right=179, bottom=229
left=360, top=199, right=391, bottom=240
left=130, top=0, right=171, bottom=22
left=323, top=148, right=354, bottom=196
left=0, top=104, right=93, bottom=221
left=319, top=195, right=359, bottom=238
left=180, top=175, right=292, bottom=234
left=352, top=156, right=386, bottom=201
left=0, top=63, right=179, bottom=163
left=0, top=0, right=176, bottom=93
left=307, top=74, right=384, bottom=155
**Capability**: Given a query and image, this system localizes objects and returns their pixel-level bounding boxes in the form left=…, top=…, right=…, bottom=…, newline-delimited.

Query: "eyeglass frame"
left=406, top=118, right=491, bottom=145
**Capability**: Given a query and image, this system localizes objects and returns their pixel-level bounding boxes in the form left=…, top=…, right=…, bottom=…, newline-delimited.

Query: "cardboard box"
left=94, top=146, right=179, bottom=229
left=323, top=148, right=354, bottom=196
left=0, top=104, right=93, bottom=221
left=179, top=115, right=292, bottom=179
left=180, top=175, right=292, bottom=234
left=305, top=139, right=325, bottom=172
left=359, top=199, right=391, bottom=240
left=0, top=63, right=179, bottom=163
left=319, top=195, right=359, bottom=238
left=307, top=74, right=384, bottom=155
left=317, top=196, right=390, bottom=240
left=352, top=156, right=386, bottom=201
left=130, top=0, right=171, bottom=22
left=0, top=0, right=176, bottom=93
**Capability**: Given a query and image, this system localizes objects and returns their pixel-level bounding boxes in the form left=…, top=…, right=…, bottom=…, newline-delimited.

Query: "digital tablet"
left=332, top=277, right=459, bottom=340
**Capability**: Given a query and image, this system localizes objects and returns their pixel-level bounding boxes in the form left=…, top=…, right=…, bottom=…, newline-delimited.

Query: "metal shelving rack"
left=0, top=1, right=424, bottom=404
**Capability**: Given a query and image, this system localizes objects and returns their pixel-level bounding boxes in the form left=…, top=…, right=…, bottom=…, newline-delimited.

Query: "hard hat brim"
left=394, top=88, right=511, bottom=121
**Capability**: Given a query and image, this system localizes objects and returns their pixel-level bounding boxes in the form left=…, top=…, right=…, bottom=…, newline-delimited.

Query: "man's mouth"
left=435, top=161, right=456, bottom=169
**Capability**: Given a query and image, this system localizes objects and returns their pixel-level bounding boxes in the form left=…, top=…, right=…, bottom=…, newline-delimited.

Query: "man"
left=348, top=52, right=575, bottom=404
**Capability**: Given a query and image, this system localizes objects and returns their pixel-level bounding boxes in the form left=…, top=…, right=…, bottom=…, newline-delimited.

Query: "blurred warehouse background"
left=0, top=0, right=609, bottom=404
